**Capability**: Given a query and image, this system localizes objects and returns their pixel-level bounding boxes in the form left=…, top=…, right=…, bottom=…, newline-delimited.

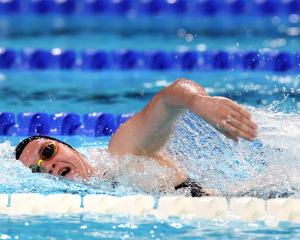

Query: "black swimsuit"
left=175, top=178, right=209, bottom=197
left=112, top=177, right=208, bottom=197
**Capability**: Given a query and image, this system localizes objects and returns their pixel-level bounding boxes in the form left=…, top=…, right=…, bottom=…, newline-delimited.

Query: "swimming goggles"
left=29, top=142, right=57, bottom=173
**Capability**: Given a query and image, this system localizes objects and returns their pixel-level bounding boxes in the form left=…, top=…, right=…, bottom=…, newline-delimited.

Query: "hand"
left=191, top=96, right=258, bottom=141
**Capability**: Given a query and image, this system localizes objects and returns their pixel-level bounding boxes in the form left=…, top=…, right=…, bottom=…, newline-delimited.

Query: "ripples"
left=1, top=88, right=300, bottom=116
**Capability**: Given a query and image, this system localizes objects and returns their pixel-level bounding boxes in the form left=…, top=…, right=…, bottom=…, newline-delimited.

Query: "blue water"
left=1, top=9, right=300, bottom=240
left=1, top=31, right=300, bottom=51
left=0, top=71, right=299, bottom=114
left=1, top=68, right=300, bottom=238
left=0, top=215, right=300, bottom=240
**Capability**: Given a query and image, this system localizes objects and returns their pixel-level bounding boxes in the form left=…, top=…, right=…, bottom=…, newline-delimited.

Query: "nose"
left=42, top=161, right=58, bottom=175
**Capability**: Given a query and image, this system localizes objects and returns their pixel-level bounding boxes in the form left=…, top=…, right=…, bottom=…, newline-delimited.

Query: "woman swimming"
left=14, top=78, right=258, bottom=196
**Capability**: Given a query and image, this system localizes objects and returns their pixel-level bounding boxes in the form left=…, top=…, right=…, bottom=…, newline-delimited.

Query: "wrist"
left=190, top=94, right=209, bottom=111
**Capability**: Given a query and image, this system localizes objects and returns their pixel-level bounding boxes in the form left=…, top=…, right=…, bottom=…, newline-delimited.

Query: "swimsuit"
left=112, top=177, right=209, bottom=197
left=175, top=178, right=209, bottom=197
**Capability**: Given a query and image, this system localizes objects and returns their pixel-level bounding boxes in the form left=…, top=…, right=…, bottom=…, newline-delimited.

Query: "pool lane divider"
left=0, top=194, right=299, bottom=224
left=0, top=112, right=133, bottom=137
left=0, top=48, right=300, bottom=72
left=0, top=0, right=299, bottom=16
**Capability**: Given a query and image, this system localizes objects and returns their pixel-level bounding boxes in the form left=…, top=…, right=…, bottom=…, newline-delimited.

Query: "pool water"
left=0, top=71, right=299, bottom=114
left=1, top=4, right=300, bottom=239
left=0, top=215, right=300, bottom=240
left=1, top=31, right=300, bottom=51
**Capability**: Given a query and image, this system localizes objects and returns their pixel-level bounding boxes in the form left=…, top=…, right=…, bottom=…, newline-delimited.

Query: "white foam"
left=163, top=110, right=300, bottom=197
left=2, top=109, right=300, bottom=199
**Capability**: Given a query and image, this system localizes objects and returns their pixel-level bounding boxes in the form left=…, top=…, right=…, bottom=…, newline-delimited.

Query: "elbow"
left=162, top=78, right=207, bottom=108
left=171, top=78, right=208, bottom=100
left=172, top=78, right=207, bottom=96
left=173, top=78, right=195, bottom=88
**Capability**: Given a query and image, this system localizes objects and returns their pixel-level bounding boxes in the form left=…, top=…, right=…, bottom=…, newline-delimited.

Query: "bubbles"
left=83, top=148, right=177, bottom=195
left=163, top=109, right=300, bottom=198
left=0, top=140, right=176, bottom=196
left=0, top=141, right=101, bottom=194
left=0, top=106, right=299, bottom=198
left=0, top=73, right=6, bottom=82
left=163, top=112, right=264, bottom=193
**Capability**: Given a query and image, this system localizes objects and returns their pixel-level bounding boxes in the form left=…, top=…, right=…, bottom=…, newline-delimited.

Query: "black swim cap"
left=15, top=135, right=75, bottom=160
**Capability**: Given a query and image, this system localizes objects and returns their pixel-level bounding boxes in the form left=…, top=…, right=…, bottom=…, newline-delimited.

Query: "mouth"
left=58, top=167, right=71, bottom=177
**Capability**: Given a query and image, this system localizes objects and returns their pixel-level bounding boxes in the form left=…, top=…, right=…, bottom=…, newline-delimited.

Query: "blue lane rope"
left=0, top=48, right=299, bottom=72
left=0, top=112, right=133, bottom=137
left=0, top=0, right=299, bottom=16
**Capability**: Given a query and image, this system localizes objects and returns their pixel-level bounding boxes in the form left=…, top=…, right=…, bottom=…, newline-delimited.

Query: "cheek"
left=20, top=156, right=36, bottom=167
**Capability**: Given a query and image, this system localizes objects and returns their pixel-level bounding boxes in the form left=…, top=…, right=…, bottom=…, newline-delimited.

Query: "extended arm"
left=108, top=78, right=257, bottom=157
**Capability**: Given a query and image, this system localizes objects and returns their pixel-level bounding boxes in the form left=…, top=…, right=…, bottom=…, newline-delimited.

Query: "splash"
left=164, top=109, right=300, bottom=198
left=0, top=141, right=102, bottom=194
left=0, top=107, right=299, bottom=198
left=83, top=148, right=176, bottom=195
left=0, top=141, right=176, bottom=196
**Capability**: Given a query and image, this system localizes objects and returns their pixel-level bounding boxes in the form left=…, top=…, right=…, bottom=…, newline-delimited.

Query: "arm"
left=108, top=78, right=257, bottom=157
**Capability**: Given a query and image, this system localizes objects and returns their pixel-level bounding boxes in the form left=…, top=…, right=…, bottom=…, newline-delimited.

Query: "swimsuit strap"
left=175, top=178, right=209, bottom=197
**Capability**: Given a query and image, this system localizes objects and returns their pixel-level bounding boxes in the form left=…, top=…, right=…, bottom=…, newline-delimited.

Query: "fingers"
left=229, top=101, right=251, bottom=119
left=224, top=98, right=256, bottom=127
left=228, top=119, right=256, bottom=140
left=210, top=97, right=258, bottom=142
left=228, top=113, right=257, bottom=137
left=219, top=100, right=258, bottom=141
left=223, top=122, right=256, bottom=141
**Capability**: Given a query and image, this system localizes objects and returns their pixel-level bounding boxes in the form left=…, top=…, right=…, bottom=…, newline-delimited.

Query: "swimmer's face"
left=18, top=138, right=93, bottom=180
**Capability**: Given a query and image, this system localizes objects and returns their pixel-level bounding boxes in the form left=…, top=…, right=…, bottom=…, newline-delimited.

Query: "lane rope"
left=1, top=48, right=299, bottom=72
left=0, top=193, right=299, bottom=224
left=0, top=0, right=299, bottom=16
left=0, top=112, right=133, bottom=136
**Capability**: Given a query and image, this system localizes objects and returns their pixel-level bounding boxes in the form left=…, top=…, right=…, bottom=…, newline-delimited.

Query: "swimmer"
left=15, top=79, right=258, bottom=197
